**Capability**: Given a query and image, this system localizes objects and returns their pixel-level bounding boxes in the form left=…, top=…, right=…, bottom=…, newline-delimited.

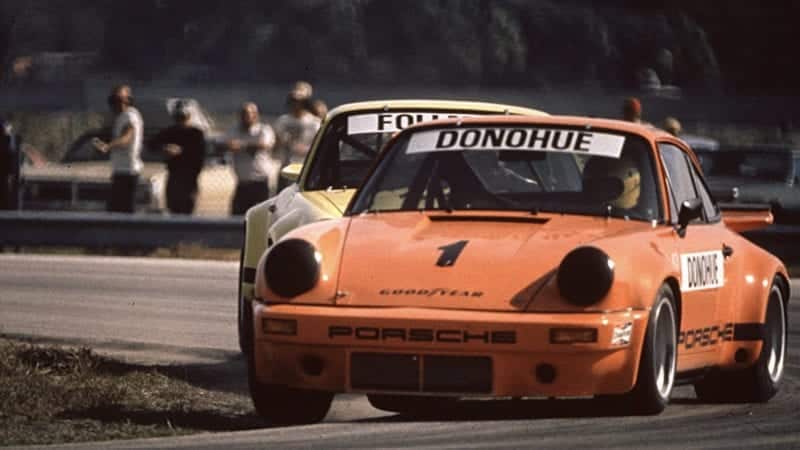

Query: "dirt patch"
left=0, top=338, right=263, bottom=446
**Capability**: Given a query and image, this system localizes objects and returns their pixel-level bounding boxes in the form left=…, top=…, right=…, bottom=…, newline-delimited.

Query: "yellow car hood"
left=303, top=189, right=356, bottom=217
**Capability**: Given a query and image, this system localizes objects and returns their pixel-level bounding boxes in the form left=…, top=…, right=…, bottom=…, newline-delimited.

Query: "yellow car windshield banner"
left=347, top=112, right=476, bottom=135
left=406, top=127, right=626, bottom=158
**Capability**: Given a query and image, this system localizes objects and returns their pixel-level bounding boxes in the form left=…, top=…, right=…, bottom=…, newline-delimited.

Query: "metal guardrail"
left=0, top=211, right=243, bottom=249
left=0, top=211, right=797, bottom=264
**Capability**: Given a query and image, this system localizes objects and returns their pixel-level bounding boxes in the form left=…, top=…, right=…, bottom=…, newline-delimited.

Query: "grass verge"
left=0, top=338, right=260, bottom=446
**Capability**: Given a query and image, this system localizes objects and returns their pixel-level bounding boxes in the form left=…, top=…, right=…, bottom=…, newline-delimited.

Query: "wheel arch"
left=241, top=201, right=274, bottom=301
left=663, top=276, right=683, bottom=330
left=774, top=272, right=790, bottom=308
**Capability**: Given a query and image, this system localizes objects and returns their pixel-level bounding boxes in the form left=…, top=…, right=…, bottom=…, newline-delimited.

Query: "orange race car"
left=247, top=115, right=790, bottom=424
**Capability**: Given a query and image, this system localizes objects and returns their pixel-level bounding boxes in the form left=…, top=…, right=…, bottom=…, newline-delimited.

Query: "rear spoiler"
left=719, top=202, right=773, bottom=233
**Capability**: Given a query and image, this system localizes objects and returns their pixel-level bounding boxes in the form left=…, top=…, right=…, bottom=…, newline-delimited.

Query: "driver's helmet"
left=583, top=153, right=641, bottom=209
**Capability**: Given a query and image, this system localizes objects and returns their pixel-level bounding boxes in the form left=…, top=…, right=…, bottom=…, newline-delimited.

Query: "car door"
left=659, top=143, right=727, bottom=358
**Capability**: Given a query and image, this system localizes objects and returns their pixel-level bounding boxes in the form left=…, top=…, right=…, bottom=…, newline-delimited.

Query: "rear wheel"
left=694, top=278, right=787, bottom=403
left=247, top=349, right=333, bottom=425
left=614, top=284, right=677, bottom=414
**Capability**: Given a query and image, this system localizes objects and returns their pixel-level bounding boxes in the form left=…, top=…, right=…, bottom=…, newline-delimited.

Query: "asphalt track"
left=1, top=254, right=799, bottom=449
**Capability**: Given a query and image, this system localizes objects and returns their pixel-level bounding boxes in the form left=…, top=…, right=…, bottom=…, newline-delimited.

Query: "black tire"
left=247, top=349, right=333, bottom=425
left=694, top=277, right=788, bottom=403
left=238, top=295, right=252, bottom=355
left=367, top=394, right=455, bottom=416
left=237, top=243, right=250, bottom=354
left=616, top=284, right=678, bottom=415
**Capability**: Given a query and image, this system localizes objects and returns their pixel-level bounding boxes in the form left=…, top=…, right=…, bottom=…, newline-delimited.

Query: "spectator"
left=149, top=100, right=206, bottom=214
left=92, top=85, right=144, bottom=213
left=663, top=117, right=682, bottom=136
left=273, top=81, right=321, bottom=191
left=779, top=119, right=796, bottom=145
left=222, top=101, right=277, bottom=215
left=0, top=116, right=21, bottom=210
left=622, top=97, right=643, bottom=123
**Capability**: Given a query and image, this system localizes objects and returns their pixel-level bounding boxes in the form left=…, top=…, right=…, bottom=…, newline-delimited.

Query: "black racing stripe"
left=733, top=323, right=765, bottom=341
left=243, top=267, right=257, bottom=284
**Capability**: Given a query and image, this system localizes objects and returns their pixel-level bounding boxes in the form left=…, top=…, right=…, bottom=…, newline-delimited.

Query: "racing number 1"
left=436, top=240, right=468, bottom=267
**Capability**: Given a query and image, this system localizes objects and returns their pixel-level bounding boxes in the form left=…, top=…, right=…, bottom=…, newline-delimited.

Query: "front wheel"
left=614, top=284, right=678, bottom=415
left=247, top=352, right=333, bottom=425
left=237, top=243, right=250, bottom=354
left=694, top=278, right=787, bottom=403
left=238, top=295, right=252, bottom=354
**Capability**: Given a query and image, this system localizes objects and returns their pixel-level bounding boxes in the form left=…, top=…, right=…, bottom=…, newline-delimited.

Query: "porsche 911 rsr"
left=247, top=115, right=788, bottom=424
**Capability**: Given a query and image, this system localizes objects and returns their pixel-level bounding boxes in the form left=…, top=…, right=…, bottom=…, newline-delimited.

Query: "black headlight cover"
left=263, top=239, right=320, bottom=298
left=557, top=246, right=614, bottom=306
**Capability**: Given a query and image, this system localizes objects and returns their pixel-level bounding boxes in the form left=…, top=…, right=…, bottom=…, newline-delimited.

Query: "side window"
left=659, top=144, right=699, bottom=223
left=687, top=158, right=720, bottom=222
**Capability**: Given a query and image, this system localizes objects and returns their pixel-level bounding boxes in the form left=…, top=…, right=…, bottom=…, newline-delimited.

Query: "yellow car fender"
left=240, top=185, right=347, bottom=304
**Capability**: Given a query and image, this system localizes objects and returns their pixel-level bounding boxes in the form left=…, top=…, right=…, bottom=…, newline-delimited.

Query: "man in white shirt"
left=93, top=84, right=144, bottom=213
left=273, top=81, right=320, bottom=191
left=223, top=102, right=277, bottom=215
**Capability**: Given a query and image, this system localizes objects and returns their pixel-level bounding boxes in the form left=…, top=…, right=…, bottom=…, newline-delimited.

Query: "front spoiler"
left=252, top=303, right=650, bottom=397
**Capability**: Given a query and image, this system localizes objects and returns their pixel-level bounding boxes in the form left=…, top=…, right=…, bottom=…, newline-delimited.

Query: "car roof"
left=401, top=114, right=674, bottom=141
left=326, top=99, right=548, bottom=118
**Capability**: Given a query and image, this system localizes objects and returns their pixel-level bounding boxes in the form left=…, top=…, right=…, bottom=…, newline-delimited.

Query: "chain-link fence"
left=12, top=106, right=242, bottom=217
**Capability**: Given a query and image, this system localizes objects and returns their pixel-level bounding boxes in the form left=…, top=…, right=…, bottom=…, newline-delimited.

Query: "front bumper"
left=252, top=303, right=649, bottom=397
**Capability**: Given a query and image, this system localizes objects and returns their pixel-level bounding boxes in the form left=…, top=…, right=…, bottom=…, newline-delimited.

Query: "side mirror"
left=280, top=163, right=303, bottom=182
left=676, top=198, right=703, bottom=238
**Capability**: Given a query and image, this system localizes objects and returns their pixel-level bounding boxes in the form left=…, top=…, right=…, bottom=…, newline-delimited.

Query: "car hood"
left=23, top=162, right=164, bottom=182
left=302, top=188, right=356, bottom=217
left=334, top=211, right=652, bottom=312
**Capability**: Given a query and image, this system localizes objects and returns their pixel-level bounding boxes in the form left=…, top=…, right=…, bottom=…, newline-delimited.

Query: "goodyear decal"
left=347, top=112, right=475, bottom=135
left=680, top=250, right=724, bottom=292
left=379, top=288, right=483, bottom=298
left=406, top=127, right=626, bottom=158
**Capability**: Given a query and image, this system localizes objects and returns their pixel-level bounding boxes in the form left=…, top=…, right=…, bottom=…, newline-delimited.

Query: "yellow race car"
left=238, top=100, right=547, bottom=352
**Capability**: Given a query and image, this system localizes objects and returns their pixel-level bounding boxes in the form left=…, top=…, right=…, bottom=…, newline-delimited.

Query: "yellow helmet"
left=609, top=156, right=641, bottom=209
left=583, top=154, right=641, bottom=209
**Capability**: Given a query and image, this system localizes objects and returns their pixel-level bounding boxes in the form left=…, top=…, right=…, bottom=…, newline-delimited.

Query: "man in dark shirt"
left=0, top=117, right=20, bottom=210
left=150, top=101, right=205, bottom=214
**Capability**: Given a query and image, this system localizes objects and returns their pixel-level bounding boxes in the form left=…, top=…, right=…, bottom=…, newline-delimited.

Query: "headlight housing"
left=557, top=246, right=614, bottom=306
left=263, top=239, right=320, bottom=298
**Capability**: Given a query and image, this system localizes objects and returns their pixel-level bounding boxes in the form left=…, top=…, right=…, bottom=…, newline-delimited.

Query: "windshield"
left=696, top=149, right=793, bottom=183
left=304, top=110, right=479, bottom=190
left=349, top=125, right=662, bottom=222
